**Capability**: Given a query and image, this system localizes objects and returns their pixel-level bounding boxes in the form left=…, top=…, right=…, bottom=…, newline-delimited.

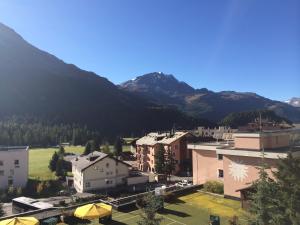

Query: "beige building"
left=136, top=131, right=193, bottom=175
left=189, top=129, right=300, bottom=198
left=72, top=151, right=132, bottom=193
left=0, top=146, right=29, bottom=189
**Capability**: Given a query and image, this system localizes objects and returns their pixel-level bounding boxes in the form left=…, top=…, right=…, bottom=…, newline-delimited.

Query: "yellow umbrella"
left=0, top=217, right=39, bottom=225
left=74, top=203, right=112, bottom=220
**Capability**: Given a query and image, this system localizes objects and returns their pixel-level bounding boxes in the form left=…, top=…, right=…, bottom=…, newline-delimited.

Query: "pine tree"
left=55, top=158, right=66, bottom=178
left=114, top=137, right=123, bottom=157
left=249, top=163, right=281, bottom=225
left=49, top=152, right=59, bottom=172
left=273, top=153, right=300, bottom=225
left=84, top=141, right=92, bottom=155
left=137, top=193, right=163, bottom=225
left=165, top=149, right=176, bottom=181
left=58, top=145, right=65, bottom=156
left=155, top=144, right=165, bottom=174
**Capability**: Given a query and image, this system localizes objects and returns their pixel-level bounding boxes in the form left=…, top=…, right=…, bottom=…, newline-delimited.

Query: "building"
left=188, top=129, right=300, bottom=199
left=12, top=196, right=53, bottom=214
left=136, top=131, right=193, bottom=175
left=72, top=151, right=147, bottom=193
left=0, top=146, right=29, bottom=189
left=193, top=126, right=236, bottom=140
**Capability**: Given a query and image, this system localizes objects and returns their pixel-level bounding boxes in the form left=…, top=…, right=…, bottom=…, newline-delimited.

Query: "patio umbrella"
left=74, top=203, right=112, bottom=220
left=0, top=217, right=39, bottom=225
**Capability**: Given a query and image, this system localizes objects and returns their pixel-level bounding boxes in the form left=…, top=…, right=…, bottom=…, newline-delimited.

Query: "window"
left=217, top=154, right=223, bottom=160
left=0, top=161, right=3, bottom=166
left=106, top=180, right=112, bottom=184
left=14, top=160, right=20, bottom=168
left=0, top=171, right=4, bottom=176
left=85, top=182, right=91, bottom=188
left=218, top=169, right=224, bottom=178
left=8, top=179, right=13, bottom=186
left=106, top=163, right=109, bottom=168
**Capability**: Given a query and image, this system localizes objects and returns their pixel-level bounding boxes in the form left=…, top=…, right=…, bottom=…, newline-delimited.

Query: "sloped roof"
left=71, top=151, right=131, bottom=171
left=136, top=131, right=189, bottom=146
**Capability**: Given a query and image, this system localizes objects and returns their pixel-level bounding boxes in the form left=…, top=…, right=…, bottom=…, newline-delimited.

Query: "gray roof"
left=0, top=146, right=29, bottom=152
left=72, top=151, right=131, bottom=171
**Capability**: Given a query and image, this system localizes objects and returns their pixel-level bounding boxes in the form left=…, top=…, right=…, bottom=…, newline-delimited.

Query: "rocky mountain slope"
left=121, top=72, right=300, bottom=122
left=0, top=23, right=206, bottom=136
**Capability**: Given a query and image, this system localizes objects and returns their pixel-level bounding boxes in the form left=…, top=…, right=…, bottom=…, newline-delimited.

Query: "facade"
left=189, top=129, right=300, bottom=198
left=136, top=132, right=193, bottom=175
left=72, top=151, right=131, bottom=193
left=0, top=146, right=29, bottom=189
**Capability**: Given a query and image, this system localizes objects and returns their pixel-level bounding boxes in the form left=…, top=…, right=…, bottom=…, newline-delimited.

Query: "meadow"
left=29, top=145, right=132, bottom=180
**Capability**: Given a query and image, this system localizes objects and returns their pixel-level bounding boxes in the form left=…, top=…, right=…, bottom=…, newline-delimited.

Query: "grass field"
left=29, top=145, right=132, bottom=180
left=83, top=191, right=249, bottom=225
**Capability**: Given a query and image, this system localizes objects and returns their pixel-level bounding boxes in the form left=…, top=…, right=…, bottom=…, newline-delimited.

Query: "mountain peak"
left=121, top=72, right=195, bottom=96
left=285, top=97, right=300, bottom=107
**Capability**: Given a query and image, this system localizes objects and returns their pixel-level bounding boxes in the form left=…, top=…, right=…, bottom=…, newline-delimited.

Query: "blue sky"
left=0, top=0, right=299, bottom=101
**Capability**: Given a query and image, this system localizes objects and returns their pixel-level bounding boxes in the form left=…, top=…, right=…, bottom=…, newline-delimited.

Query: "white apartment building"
left=72, top=151, right=132, bottom=193
left=0, top=146, right=29, bottom=189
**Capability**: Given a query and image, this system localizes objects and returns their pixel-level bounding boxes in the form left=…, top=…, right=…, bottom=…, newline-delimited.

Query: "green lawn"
left=84, top=191, right=249, bottom=225
left=29, top=145, right=133, bottom=180
left=29, top=146, right=85, bottom=180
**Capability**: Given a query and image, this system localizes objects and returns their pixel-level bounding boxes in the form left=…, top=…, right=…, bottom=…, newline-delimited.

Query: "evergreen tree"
left=137, top=193, right=162, bottom=225
left=49, top=152, right=59, bottom=172
left=165, top=149, right=176, bottom=180
left=55, top=158, right=66, bottom=178
left=273, top=153, right=300, bottom=225
left=84, top=141, right=92, bottom=155
left=154, top=144, right=165, bottom=174
left=114, top=137, right=123, bottom=156
left=249, top=163, right=282, bottom=225
left=58, top=145, right=65, bottom=156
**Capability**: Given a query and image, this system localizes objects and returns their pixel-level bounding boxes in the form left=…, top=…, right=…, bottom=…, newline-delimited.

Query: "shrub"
left=203, top=181, right=224, bottom=194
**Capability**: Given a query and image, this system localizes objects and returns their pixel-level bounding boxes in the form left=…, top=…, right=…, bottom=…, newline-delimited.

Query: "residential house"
left=188, top=129, right=300, bottom=199
left=136, top=131, right=193, bottom=175
left=72, top=151, right=145, bottom=193
left=0, top=146, right=29, bottom=189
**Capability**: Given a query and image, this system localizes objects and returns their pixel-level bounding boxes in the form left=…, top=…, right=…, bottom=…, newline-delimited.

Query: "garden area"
left=67, top=191, right=249, bottom=225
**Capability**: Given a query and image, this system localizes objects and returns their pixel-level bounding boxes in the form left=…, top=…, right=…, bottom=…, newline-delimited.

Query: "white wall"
left=73, top=157, right=129, bottom=193
left=0, top=148, right=28, bottom=189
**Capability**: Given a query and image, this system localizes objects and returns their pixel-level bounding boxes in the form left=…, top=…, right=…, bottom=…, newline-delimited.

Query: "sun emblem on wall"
left=228, top=160, right=248, bottom=182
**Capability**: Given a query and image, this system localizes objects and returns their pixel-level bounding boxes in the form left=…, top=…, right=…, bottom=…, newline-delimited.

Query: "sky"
left=0, top=0, right=299, bottom=101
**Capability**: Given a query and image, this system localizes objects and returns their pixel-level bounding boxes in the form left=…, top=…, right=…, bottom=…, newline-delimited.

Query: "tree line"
left=0, top=117, right=101, bottom=147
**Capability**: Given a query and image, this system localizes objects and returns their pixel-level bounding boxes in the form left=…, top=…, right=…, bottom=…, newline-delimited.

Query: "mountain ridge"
left=120, top=72, right=300, bottom=122
left=0, top=22, right=208, bottom=137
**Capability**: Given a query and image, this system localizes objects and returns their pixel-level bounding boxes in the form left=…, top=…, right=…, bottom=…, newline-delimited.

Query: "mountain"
left=285, top=98, right=300, bottom=107
left=0, top=23, right=208, bottom=137
left=121, top=72, right=300, bottom=123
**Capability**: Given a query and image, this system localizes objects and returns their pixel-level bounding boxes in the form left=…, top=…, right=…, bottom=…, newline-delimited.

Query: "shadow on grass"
left=109, top=220, right=128, bottom=225
left=165, top=197, right=186, bottom=205
left=160, top=208, right=191, bottom=218
left=64, top=216, right=91, bottom=224
left=117, top=204, right=138, bottom=213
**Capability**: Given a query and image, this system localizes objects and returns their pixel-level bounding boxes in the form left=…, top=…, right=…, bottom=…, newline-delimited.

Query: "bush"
left=203, top=181, right=224, bottom=194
